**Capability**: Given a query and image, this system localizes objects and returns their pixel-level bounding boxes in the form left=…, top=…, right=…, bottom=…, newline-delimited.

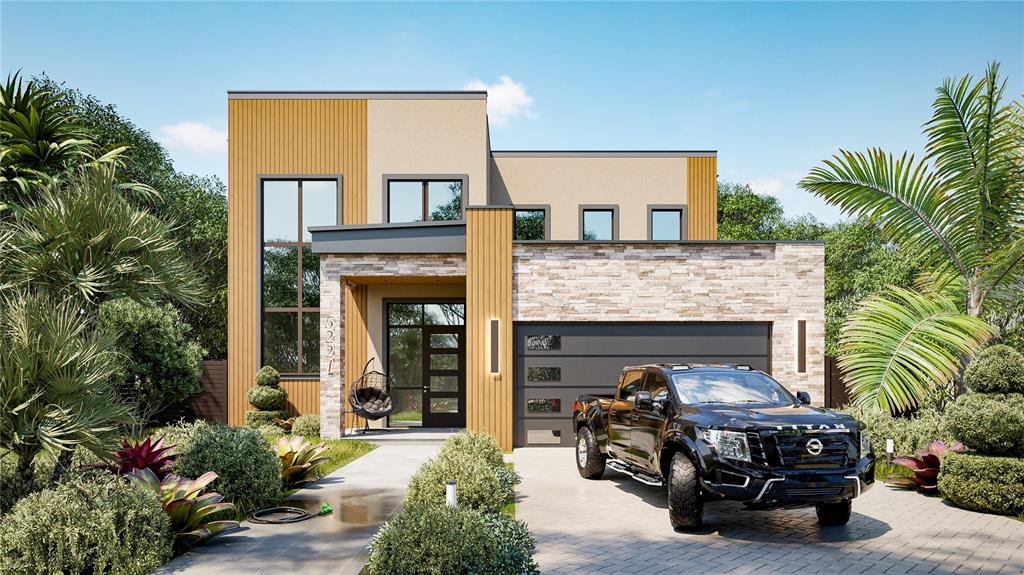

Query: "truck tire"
left=667, top=452, right=703, bottom=531
left=816, top=500, right=852, bottom=526
left=576, top=427, right=606, bottom=479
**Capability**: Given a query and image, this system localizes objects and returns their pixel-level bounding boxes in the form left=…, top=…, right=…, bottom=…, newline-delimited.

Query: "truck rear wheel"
left=667, top=452, right=703, bottom=531
left=816, top=500, right=852, bottom=526
left=576, top=427, right=606, bottom=479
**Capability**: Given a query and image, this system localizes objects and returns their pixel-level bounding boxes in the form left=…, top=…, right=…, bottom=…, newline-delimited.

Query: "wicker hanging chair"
left=348, top=359, right=395, bottom=434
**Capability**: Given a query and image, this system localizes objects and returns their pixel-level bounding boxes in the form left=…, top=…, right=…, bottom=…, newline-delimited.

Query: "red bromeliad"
left=114, top=436, right=177, bottom=479
left=886, top=440, right=968, bottom=492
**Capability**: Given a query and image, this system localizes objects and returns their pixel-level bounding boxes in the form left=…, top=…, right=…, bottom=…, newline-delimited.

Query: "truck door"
left=632, top=370, right=670, bottom=472
left=608, top=369, right=644, bottom=461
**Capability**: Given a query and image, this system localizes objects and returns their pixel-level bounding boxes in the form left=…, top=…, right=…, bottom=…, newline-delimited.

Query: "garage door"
left=514, top=322, right=771, bottom=447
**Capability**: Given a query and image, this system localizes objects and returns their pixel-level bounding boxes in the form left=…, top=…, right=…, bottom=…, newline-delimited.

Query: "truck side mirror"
left=635, top=390, right=653, bottom=411
left=796, top=391, right=811, bottom=405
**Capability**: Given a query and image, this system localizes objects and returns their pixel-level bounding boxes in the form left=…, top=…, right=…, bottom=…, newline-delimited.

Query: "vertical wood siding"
left=686, top=156, right=718, bottom=240
left=227, top=99, right=367, bottom=426
left=465, top=208, right=513, bottom=450
left=281, top=380, right=321, bottom=416
left=343, top=283, right=368, bottom=429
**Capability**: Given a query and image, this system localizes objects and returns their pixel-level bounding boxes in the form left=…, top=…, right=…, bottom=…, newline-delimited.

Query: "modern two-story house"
left=226, top=91, right=825, bottom=449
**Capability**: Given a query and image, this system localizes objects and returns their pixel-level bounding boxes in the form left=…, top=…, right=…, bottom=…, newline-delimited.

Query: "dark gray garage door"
left=514, top=322, right=771, bottom=447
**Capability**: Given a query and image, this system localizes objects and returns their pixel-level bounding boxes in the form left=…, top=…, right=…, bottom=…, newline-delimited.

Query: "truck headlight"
left=859, top=431, right=870, bottom=459
left=701, top=429, right=751, bottom=462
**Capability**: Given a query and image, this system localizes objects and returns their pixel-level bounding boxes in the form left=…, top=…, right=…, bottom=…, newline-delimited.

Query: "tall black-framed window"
left=261, top=178, right=340, bottom=375
left=386, top=178, right=463, bottom=223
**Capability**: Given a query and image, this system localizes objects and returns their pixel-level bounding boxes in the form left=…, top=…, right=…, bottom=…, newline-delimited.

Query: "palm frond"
left=839, top=286, right=996, bottom=414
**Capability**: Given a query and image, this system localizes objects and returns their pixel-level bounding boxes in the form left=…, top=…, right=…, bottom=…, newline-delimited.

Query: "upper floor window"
left=650, top=208, right=685, bottom=241
left=262, top=178, right=340, bottom=375
left=513, top=208, right=547, bottom=240
left=581, top=207, right=616, bottom=241
left=387, top=178, right=463, bottom=223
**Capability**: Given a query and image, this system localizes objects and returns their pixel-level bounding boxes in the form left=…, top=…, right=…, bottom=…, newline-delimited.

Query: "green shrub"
left=173, top=424, right=281, bottom=514
left=963, top=344, right=1024, bottom=394
left=495, top=465, right=522, bottom=505
left=254, top=365, right=281, bottom=387
left=437, top=430, right=505, bottom=468
left=939, top=452, right=1024, bottom=516
left=247, top=385, right=288, bottom=410
left=256, top=424, right=285, bottom=442
left=98, top=298, right=204, bottom=413
left=245, top=409, right=289, bottom=429
left=945, top=393, right=1024, bottom=457
left=292, top=414, right=321, bottom=437
left=406, top=456, right=510, bottom=514
left=843, top=405, right=951, bottom=455
left=367, top=505, right=497, bottom=575
left=0, top=475, right=172, bottom=575
left=481, top=513, right=540, bottom=575
left=160, top=419, right=211, bottom=457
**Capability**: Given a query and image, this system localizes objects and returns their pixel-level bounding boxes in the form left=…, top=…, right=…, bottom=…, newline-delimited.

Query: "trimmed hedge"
left=245, top=409, right=289, bottom=429
left=438, top=430, right=505, bottom=468
left=405, top=456, right=510, bottom=514
left=0, top=475, right=172, bottom=575
left=367, top=505, right=497, bottom=575
left=938, top=452, right=1024, bottom=516
left=963, top=344, right=1024, bottom=394
left=843, top=405, right=951, bottom=455
left=247, top=386, right=287, bottom=410
left=481, top=513, right=540, bottom=575
left=254, top=365, right=281, bottom=387
left=945, top=393, right=1024, bottom=457
left=292, top=414, right=320, bottom=437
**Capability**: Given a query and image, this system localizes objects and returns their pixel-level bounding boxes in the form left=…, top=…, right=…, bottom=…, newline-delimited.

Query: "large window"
left=513, top=208, right=547, bottom=240
left=581, top=207, right=616, bottom=240
left=650, top=208, right=685, bottom=240
left=262, top=179, right=339, bottom=375
left=387, top=178, right=463, bottom=223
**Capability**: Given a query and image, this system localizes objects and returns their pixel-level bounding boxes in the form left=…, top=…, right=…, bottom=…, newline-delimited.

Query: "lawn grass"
left=501, top=462, right=516, bottom=518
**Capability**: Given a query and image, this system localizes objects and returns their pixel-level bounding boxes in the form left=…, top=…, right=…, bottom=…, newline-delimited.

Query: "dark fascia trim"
left=491, top=150, right=716, bottom=158
left=308, top=220, right=465, bottom=233
left=466, top=204, right=515, bottom=210
left=513, top=240, right=826, bottom=245
left=229, top=91, right=487, bottom=100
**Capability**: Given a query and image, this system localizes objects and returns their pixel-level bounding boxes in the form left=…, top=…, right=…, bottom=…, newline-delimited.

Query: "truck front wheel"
left=667, top=452, right=703, bottom=531
left=815, top=500, right=852, bottom=526
left=576, top=427, right=606, bottom=479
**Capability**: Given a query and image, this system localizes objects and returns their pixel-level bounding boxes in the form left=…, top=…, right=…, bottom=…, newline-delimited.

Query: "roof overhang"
left=309, top=221, right=466, bottom=254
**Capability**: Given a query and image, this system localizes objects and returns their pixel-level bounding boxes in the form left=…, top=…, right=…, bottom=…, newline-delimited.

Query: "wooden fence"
left=824, top=356, right=850, bottom=408
left=189, top=360, right=228, bottom=423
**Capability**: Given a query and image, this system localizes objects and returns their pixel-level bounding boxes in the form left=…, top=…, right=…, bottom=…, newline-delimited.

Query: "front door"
left=421, top=325, right=466, bottom=427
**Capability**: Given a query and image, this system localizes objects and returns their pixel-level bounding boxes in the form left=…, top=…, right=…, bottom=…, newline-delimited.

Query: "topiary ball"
left=255, top=365, right=281, bottom=387
left=245, top=410, right=289, bottom=429
left=292, top=414, right=320, bottom=438
left=963, top=345, right=1024, bottom=394
left=248, top=385, right=288, bottom=410
left=944, top=393, right=1024, bottom=457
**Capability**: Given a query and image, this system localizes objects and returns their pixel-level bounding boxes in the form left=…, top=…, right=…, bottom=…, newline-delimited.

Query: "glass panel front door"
left=422, top=325, right=465, bottom=427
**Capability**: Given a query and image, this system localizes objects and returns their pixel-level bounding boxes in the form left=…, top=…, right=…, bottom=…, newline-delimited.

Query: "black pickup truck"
left=573, top=363, right=874, bottom=530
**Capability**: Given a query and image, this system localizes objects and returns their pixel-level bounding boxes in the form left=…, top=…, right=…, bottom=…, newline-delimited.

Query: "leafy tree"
left=800, top=63, right=1023, bottom=413
left=717, top=181, right=785, bottom=240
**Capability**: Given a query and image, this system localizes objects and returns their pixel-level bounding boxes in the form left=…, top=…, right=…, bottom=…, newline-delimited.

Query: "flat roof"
left=491, top=150, right=716, bottom=158
left=228, top=90, right=486, bottom=100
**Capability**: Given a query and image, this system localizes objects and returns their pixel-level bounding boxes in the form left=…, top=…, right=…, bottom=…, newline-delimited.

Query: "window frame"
left=383, top=174, right=468, bottom=224
left=257, top=175, right=343, bottom=378
left=578, top=204, right=619, bottom=241
left=647, top=204, right=688, bottom=241
left=512, top=204, right=551, bottom=240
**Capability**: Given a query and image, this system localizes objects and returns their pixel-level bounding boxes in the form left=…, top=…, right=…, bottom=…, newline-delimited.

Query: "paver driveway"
left=515, top=448, right=1024, bottom=575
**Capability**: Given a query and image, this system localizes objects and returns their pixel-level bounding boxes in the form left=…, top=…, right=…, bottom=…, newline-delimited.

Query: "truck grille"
left=747, top=431, right=767, bottom=466
left=766, top=431, right=854, bottom=468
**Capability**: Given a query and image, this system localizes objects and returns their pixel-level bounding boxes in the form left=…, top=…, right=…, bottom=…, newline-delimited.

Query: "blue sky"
left=3, top=1, right=1021, bottom=222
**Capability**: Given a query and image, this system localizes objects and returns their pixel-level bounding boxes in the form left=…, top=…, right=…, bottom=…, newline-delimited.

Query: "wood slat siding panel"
left=344, top=283, right=368, bottom=430
left=282, top=379, right=321, bottom=416
left=466, top=208, right=513, bottom=450
left=227, top=98, right=367, bottom=426
left=190, top=360, right=228, bottom=423
left=686, top=156, right=718, bottom=240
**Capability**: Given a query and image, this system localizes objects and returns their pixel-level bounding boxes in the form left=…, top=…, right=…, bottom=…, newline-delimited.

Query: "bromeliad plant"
left=887, top=440, right=969, bottom=493
left=275, top=435, right=329, bottom=489
left=129, top=468, right=238, bottom=550
left=114, top=435, right=176, bottom=479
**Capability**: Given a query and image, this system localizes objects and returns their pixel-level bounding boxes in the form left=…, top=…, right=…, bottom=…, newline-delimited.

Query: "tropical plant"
left=113, top=435, right=176, bottom=479
left=274, top=435, right=330, bottom=488
left=800, top=63, right=1023, bottom=413
left=128, top=467, right=238, bottom=550
left=887, top=440, right=968, bottom=492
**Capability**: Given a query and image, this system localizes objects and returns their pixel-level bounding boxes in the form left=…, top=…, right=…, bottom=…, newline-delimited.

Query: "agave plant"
left=275, top=435, right=329, bottom=489
left=886, top=440, right=968, bottom=492
left=129, top=467, right=238, bottom=549
left=113, top=435, right=176, bottom=479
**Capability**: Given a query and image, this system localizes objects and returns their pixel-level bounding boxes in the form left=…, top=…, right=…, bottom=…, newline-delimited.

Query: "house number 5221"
left=323, top=316, right=336, bottom=375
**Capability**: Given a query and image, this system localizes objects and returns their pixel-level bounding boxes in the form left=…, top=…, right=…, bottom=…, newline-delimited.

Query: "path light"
left=446, top=480, right=457, bottom=507
left=885, top=438, right=895, bottom=464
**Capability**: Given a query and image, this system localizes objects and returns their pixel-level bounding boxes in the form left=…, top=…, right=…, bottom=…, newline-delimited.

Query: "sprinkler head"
left=319, top=502, right=333, bottom=515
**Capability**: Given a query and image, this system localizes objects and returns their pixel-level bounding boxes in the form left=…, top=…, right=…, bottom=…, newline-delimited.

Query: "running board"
left=607, top=459, right=664, bottom=486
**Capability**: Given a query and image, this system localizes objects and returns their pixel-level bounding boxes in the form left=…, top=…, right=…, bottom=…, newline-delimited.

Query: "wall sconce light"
left=796, top=320, right=807, bottom=373
left=490, top=319, right=500, bottom=374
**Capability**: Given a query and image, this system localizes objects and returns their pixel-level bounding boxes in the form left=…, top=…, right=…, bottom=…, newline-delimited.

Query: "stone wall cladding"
left=512, top=243, right=826, bottom=403
left=319, top=253, right=467, bottom=437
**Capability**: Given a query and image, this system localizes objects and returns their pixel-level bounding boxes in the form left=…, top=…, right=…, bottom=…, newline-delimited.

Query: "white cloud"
left=747, top=172, right=802, bottom=198
left=158, top=121, right=227, bottom=154
left=464, top=76, right=534, bottom=127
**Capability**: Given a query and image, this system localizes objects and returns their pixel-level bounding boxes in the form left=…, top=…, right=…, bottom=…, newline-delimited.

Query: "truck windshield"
left=670, top=371, right=796, bottom=406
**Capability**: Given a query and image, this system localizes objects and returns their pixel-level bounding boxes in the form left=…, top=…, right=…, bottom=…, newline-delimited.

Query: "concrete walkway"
left=515, top=448, right=1024, bottom=575
left=157, top=440, right=440, bottom=575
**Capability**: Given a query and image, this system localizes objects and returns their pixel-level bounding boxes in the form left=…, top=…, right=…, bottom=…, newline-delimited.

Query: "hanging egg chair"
left=348, top=358, right=395, bottom=434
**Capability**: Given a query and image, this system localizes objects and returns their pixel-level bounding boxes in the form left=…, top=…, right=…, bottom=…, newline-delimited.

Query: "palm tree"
left=799, top=63, right=1023, bottom=414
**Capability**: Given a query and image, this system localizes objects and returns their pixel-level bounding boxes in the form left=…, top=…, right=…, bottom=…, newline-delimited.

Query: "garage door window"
left=527, top=398, right=561, bottom=413
left=527, top=367, right=561, bottom=382
left=526, top=335, right=560, bottom=351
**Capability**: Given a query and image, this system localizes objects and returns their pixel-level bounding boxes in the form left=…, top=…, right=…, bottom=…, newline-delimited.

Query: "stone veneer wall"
left=319, top=254, right=466, bottom=438
left=512, top=243, right=826, bottom=402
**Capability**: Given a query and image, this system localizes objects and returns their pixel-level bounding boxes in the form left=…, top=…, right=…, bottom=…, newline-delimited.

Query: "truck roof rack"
left=735, top=364, right=752, bottom=371
left=670, top=364, right=691, bottom=371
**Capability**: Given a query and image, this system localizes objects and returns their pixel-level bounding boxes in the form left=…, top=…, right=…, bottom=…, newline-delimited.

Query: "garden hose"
left=248, top=503, right=333, bottom=524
